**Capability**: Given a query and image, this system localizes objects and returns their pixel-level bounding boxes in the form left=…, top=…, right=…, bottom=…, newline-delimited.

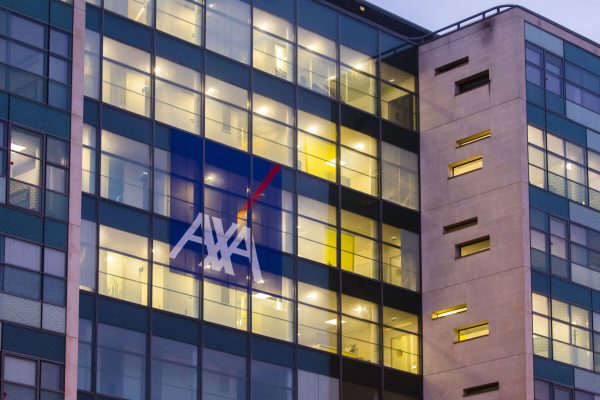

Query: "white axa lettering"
left=169, top=212, right=263, bottom=283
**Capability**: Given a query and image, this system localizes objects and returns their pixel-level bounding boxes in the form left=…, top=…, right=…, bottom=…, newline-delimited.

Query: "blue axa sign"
left=170, top=212, right=264, bottom=283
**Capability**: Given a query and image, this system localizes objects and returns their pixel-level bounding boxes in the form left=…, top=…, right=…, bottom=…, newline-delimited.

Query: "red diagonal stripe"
left=241, top=164, right=281, bottom=212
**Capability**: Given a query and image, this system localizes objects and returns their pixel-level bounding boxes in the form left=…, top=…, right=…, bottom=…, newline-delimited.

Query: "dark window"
left=463, top=382, right=499, bottom=397
left=9, top=15, right=45, bottom=48
left=456, top=70, right=489, bottom=94
left=534, top=379, right=550, bottom=400
left=435, top=57, right=469, bottom=75
left=443, top=217, right=478, bottom=234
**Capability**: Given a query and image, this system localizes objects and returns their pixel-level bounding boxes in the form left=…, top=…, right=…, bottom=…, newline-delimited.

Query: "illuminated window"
left=456, top=130, right=492, bottom=147
left=152, top=241, right=200, bottom=318
left=297, top=110, right=337, bottom=182
left=82, top=124, right=97, bottom=194
left=8, top=127, right=42, bottom=211
left=297, top=281, right=338, bottom=354
left=297, top=28, right=337, bottom=98
left=380, top=83, right=415, bottom=129
left=154, top=57, right=202, bottom=134
left=100, top=130, right=150, bottom=210
left=203, top=279, right=247, bottom=331
left=205, top=76, right=249, bottom=151
left=341, top=317, right=379, bottom=363
left=206, top=0, right=250, bottom=64
left=381, top=223, right=420, bottom=291
left=102, top=37, right=152, bottom=117
left=340, top=46, right=376, bottom=114
left=381, top=143, right=419, bottom=210
left=340, top=127, right=378, bottom=196
left=252, top=291, right=294, bottom=342
left=456, top=236, right=490, bottom=258
left=432, top=304, right=468, bottom=319
left=98, top=225, right=149, bottom=305
left=449, top=155, right=483, bottom=177
left=383, top=306, right=420, bottom=373
left=456, top=322, right=489, bottom=342
left=157, top=0, right=203, bottom=46
left=297, top=195, right=337, bottom=267
left=341, top=210, right=379, bottom=279
left=252, top=94, right=294, bottom=167
left=253, top=8, right=295, bottom=82
left=104, top=0, right=154, bottom=25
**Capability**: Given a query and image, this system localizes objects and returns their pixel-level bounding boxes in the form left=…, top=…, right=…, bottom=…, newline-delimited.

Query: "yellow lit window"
left=432, top=304, right=467, bottom=319
left=455, top=130, right=492, bottom=147
left=449, top=155, right=483, bottom=177
left=251, top=291, right=294, bottom=342
left=203, top=280, right=248, bottom=331
left=456, top=236, right=490, bottom=258
left=297, top=303, right=338, bottom=354
left=456, top=322, right=489, bottom=342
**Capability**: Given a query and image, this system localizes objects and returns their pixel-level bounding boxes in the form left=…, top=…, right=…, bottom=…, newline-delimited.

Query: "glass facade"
left=72, top=0, right=424, bottom=399
left=526, top=23, right=600, bottom=398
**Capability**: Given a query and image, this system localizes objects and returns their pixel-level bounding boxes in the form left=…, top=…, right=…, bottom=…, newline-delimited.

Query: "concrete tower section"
left=419, top=8, right=533, bottom=399
left=419, top=7, right=600, bottom=399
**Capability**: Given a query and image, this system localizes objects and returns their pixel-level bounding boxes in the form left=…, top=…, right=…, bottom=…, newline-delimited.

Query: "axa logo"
left=169, top=212, right=263, bottom=283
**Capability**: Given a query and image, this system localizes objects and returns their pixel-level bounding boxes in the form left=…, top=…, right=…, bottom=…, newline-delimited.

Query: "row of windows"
left=535, top=379, right=598, bottom=400
left=85, top=0, right=417, bottom=127
left=532, top=292, right=600, bottom=372
left=530, top=204, right=600, bottom=296
left=84, top=30, right=419, bottom=205
left=528, top=125, right=600, bottom=212
left=0, top=7, right=72, bottom=110
left=526, top=42, right=600, bottom=116
left=0, top=122, right=70, bottom=219
left=1, top=353, right=64, bottom=400
left=0, top=234, right=67, bottom=335
left=79, top=219, right=420, bottom=373
left=80, top=125, right=420, bottom=288
left=78, top=320, right=417, bottom=400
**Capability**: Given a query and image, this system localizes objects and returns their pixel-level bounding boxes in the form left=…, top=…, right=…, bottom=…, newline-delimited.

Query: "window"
left=341, top=295, right=379, bottom=363
left=157, top=0, right=203, bottom=45
left=205, top=76, right=249, bottom=151
left=298, top=370, right=339, bottom=400
left=381, top=223, right=420, bottom=291
left=80, top=219, right=97, bottom=291
left=97, top=323, right=147, bottom=400
left=435, top=57, right=469, bottom=75
left=206, top=0, right=251, bottom=64
left=2, top=355, right=65, bottom=400
left=339, top=41, right=377, bottom=114
left=456, top=322, right=490, bottom=342
left=456, top=70, right=489, bottom=94
left=252, top=291, right=294, bottom=342
left=155, top=57, right=202, bottom=134
left=98, top=225, right=149, bottom=305
left=202, top=349, right=247, bottom=400
left=463, top=382, right=499, bottom=397
left=297, top=110, right=337, bottom=182
left=82, top=124, right=97, bottom=194
left=383, top=306, right=420, bottom=373
left=456, top=130, right=492, bottom=147
left=382, top=143, right=419, bottom=210
left=102, top=37, right=152, bottom=117
left=340, top=127, right=378, bottom=196
left=443, top=218, right=478, bottom=234
left=0, top=123, right=5, bottom=203
left=100, top=130, right=151, bottom=210
left=151, top=336, right=198, bottom=400
left=432, top=304, right=468, bottom=319
left=297, top=28, right=337, bottom=98
left=152, top=240, right=201, bottom=318
left=456, top=236, right=490, bottom=258
left=78, top=318, right=93, bottom=391
left=253, top=8, right=295, bottom=81
left=297, top=281, right=338, bottom=353
left=252, top=94, right=294, bottom=167
left=84, top=29, right=100, bottom=99
left=203, top=279, right=248, bottom=331
left=9, top=127, right=42, bottom=211
left=297, top=195, right=337, bottom=267
left=380, top=83, right=415, bottom=129
left=449, top=156, right=483, bottom=177
left=104, top=0, right=153, bottom=25
left=341, top=210, right=379, bottom=279
left=45, top=136, right=69, bottom=220
left=251, top=360, right=293, bottom=400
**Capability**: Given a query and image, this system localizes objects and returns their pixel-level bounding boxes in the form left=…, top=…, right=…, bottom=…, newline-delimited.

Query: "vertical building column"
left=65, top=1, right=86, bottom=399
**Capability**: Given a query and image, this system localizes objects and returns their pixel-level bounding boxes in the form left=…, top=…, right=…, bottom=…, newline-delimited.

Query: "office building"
left=0, top=0, right=597, bottom=399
